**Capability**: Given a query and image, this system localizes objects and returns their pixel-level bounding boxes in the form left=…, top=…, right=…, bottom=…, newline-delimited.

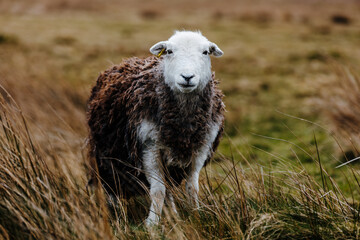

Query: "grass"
left=1, top=95, right=360, bottom=239
left=1, top=0, right=360, bottom=239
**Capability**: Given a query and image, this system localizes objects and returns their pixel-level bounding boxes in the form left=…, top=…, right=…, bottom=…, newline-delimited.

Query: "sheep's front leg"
left=143, top=145, right=165, bottom=226
left=186, top=146, right=209, bottom=209
left=186, top=122, right=221, bottom=208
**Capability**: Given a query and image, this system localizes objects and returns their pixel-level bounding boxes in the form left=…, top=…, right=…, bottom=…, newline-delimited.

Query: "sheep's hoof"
left=145, top=217, right=160, bottom=228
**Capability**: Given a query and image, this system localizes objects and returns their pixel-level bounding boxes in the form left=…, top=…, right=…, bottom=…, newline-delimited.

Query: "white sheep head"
left=150, top=31, right=223, bottom=93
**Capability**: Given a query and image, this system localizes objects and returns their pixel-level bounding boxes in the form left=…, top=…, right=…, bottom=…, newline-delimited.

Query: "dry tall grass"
left=0, top=90, right=113, bottom=239
left=320, top=64, right=360, bottom=153
left=1, top=86, right=360, bottom=239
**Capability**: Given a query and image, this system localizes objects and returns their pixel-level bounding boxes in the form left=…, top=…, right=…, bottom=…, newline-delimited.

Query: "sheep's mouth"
left=179, top=83, right=195, bottom=88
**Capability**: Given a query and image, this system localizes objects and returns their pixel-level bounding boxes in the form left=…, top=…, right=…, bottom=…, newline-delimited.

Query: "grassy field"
left=1, top=0, right=360, bottom=239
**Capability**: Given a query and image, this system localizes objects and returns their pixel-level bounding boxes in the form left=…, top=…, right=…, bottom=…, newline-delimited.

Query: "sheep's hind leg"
left=143, top=146, right=166, bottom=226
left=165, top=190, right=178, bottom=215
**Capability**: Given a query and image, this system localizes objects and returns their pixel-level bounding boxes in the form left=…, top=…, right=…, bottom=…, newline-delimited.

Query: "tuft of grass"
left=238, top=11, right=273, bottom=25
left=54, top=36, right=77, bottom=46
left=0, top=33, right=19, bottom=45
left=139, top=9, right=162, bottom=20
left=306, top=51, right=327, bottom=62
left=331, top=14, right=351, bottom=25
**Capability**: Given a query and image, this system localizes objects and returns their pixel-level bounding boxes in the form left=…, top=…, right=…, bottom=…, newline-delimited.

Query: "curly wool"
left=87, top=56, right=224, bottom=197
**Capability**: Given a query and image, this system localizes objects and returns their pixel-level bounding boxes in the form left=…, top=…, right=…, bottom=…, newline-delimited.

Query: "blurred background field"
left=1, top=0, right=360, bottom=239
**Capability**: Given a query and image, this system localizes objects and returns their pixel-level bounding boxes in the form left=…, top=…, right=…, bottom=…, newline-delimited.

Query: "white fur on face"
left=150, top=31, right=223, bottom=93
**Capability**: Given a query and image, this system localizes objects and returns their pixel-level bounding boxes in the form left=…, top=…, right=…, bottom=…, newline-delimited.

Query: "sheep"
left=87, top=30, right=225, bottom=225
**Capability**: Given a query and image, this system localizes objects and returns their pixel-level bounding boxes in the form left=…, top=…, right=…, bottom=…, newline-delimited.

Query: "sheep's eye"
left=167, top=50, right=173, bottom=54
left=203, top=50, right=209, bottom=55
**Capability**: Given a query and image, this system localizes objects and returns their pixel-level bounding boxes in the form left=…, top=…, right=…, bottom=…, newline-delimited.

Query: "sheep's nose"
left=181, top=74, right=195, bottom=82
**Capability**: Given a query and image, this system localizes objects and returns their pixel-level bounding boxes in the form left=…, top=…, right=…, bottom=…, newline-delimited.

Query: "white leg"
left=143, top=145, right=165, bottom=226
left=186, top=122, right=221, bottom=208
left=186, top=147, right=208, bottom=209
left=146, top=176, right=165, bottom=226
left=165, top=191, right=178, bottom=215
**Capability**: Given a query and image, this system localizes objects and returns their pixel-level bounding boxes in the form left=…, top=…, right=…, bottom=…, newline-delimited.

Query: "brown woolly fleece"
left=87, top=56, right=224, bottom=198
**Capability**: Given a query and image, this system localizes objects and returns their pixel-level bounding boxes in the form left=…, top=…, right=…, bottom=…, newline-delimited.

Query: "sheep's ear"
left=150, top=41, right=168, bottom=56
left=209, top=43, right=223, bottom=57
